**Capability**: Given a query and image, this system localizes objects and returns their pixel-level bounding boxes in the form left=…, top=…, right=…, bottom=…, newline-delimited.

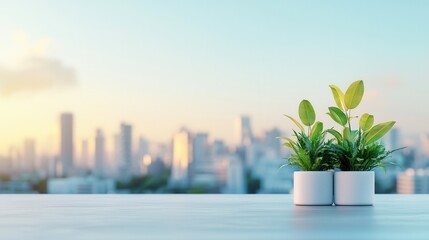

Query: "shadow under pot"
left=293, top=171, right=333, bottom=206
left=334, top=171, right=374, bottom=206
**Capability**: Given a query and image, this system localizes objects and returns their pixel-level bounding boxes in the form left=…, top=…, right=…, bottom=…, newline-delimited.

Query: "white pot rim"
left=295, top=170, right=333, bottom=172
left=335, top=171, right=374, bottom=173
left=294, top=171, right=333, bottom=175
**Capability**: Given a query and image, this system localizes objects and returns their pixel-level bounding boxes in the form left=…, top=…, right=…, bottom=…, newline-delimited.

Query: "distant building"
left=47, top=177, right=115, bottom=194
left=264, top=128, right=283, bottom=158
left=23, top=139, right=36, bottom=172
left=192, top=133, right=209, bottom=171
left=211, top=139, right=228, bottom=157
left=60, top=113, right=74, bottom=177
left=397, top=168, right=429, bottom=194
left=81, top=139, right=89, bottom=170
left=252, top=156, right=293, bottom=193
left=170, top=128, right=192, bottom=187
left=224, top=155, right=246, bottom=194
left=135, top=137, right=149, bottom=175
left=234, top=115, right=253, bottom=147
left=118, top=123, right=133, bottom=181
left=94, top=129, right=105, bottom=178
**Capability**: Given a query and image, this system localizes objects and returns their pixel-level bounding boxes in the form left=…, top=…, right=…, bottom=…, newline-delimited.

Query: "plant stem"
left=348, top=110, right=352, bottom=131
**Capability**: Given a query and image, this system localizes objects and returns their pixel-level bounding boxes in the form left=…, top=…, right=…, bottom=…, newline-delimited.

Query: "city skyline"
left=1, top=1, right=429, bottom=154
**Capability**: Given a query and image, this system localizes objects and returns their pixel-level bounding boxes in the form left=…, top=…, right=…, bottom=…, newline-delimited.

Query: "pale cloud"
left=0, top=32, right=77, bottom=96
left=0, top=58, right=76, bottom=96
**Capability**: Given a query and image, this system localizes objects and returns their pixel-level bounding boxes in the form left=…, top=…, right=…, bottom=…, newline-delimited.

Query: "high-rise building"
left=81, top=139, right=89, bottom=170
left=264, top=128, right=282, bottom=158
left=136, top=137, right=149, bottom=175
left=225, top=155, right=246, bottom=194
left=234, top=115, right=254, bottom=147
left=94, top=129, right=105, bottom=178
left=193, top=133, right=209, bottom=165
left=170, top=128, right=192, bottom=187
left=23, top=139, right=36, bottom=172
left=397, top=168, right=429, bottom=194
left=211, top=139, right=228, bottom=157
left=389, top=128, right=400, bottom=150
left=118, top=123, right=132, bottom=180
left=60, top=113, right=74, bottom=177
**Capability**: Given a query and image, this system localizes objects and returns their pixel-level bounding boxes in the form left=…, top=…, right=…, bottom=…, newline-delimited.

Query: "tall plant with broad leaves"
left=281, top=100, right=336, bottom=171
left=327, top=80, right=401, bottom=171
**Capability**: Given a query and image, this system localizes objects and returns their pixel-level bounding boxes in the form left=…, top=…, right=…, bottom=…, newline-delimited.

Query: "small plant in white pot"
left=281, top=100, right=336, bottom=206
left=327, top=80, right=401, bottom=206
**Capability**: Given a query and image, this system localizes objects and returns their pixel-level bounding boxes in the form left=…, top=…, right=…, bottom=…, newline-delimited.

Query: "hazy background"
left=1, top=0, right=428, bottom=154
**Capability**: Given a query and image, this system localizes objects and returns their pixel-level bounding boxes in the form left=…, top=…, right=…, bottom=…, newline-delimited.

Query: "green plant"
left=327, top=80, right=401, bottom=171
left=281, top=100, right=336, bottom=171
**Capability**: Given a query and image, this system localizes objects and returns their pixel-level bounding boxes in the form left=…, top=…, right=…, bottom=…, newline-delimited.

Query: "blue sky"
left=0, top=0, right=428, bottom=153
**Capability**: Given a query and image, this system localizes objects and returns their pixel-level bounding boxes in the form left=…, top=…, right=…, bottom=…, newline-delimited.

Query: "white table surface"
left=0, top=194, right=428, bottom=240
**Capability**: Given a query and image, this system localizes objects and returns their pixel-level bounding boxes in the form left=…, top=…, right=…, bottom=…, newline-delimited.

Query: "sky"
left=0, top=0, right=428, bottom=155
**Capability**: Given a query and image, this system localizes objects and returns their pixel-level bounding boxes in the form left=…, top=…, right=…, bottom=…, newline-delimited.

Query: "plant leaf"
left=298, top=99, right=316, bottom=126
left=284, top=115, right=305, bottom=132
left=343, top=127, right=351, bottom=141
left=328, top=107, right=348, bottom=126
left=310, top=121, right=323, bottom=139
left=327, top=129, right=342, bottom=142
left=344, top=80, right=364, bottom=110
left=329, top=85, right=345, bottom=111
left=365, top=121, right=396, bottom=145
left=279, top=137, right=294, bottom=143
left=359, top=113, right=374, bottom=131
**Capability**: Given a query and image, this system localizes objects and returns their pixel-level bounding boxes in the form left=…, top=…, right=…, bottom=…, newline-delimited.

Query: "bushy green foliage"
left=327, top=80, right=402, bottom=171
left=282, top=100, right=336, bottom=171
left=282, top=80, right=402, bottom=172
left=329, top=130, right=397, bottom=171
left=284, top=130, right=336, bottom=171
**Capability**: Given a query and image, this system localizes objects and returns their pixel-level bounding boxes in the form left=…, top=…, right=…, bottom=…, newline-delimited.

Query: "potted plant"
left=281, top=99, right=336, bottom=206
left=327, top=80, right=400, bottom=205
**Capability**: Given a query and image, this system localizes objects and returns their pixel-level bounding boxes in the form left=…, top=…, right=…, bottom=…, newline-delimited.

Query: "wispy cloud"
left=0, top=58, right=76, bottom=96
left=0, top=32, right=77, bottom=96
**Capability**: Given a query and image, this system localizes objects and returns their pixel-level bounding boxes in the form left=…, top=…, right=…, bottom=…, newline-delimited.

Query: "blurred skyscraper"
left=23, top=139, right=36, bottom=172
left=397, top=168, right=429, bottom=194
left=234, top=115, right=253, bottom=146
left=264, top=128, right=282, bottom=158
left=225, top=155, right=246, bottom=193
left=94, top=129, right=105, bottom=178
left=389, top=128, right=400, bottom=150
left=81, top=139, right=89, bottom=170
left=170, top=128, right=192, bottom=187
left=136, top=137, right=149, bottom=175
left=60, top=113, right=74, bottom=177
left=211, top=139, right=228, bottom=157
left=118, top=123, right=133, bottom=181
left=193, top=133, right=209, bottom=167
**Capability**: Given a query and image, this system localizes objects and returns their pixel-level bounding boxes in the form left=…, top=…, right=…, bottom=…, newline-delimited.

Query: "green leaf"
left=329, top=85, right=345, bottom=111
left=344, top=80, right=364, bottom=110
left=343, top=127, right=351, bottom=141
left=310, top=121, right=323, bottom=139
left=359, top=113, right=374, bottom=131
left=284, top=115, right=305, bottom=132
left=365, top=121, right=396, bottom=145
left=279, top=137, right=295, bottom=143
left=298, top=100, right=316, bottom=126
left=328, top=107, right=348, bottom=126
left=327, top=129, right=342, bottom=142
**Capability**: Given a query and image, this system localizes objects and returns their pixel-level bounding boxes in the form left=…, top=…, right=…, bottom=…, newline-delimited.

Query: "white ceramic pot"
left=334, top=171, right=374, bottom=206
left=293, top=171, right=333, bottom=206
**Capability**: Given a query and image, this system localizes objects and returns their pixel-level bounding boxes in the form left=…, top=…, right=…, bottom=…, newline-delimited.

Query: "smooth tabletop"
left=0, top=194, right=428, bottom=240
